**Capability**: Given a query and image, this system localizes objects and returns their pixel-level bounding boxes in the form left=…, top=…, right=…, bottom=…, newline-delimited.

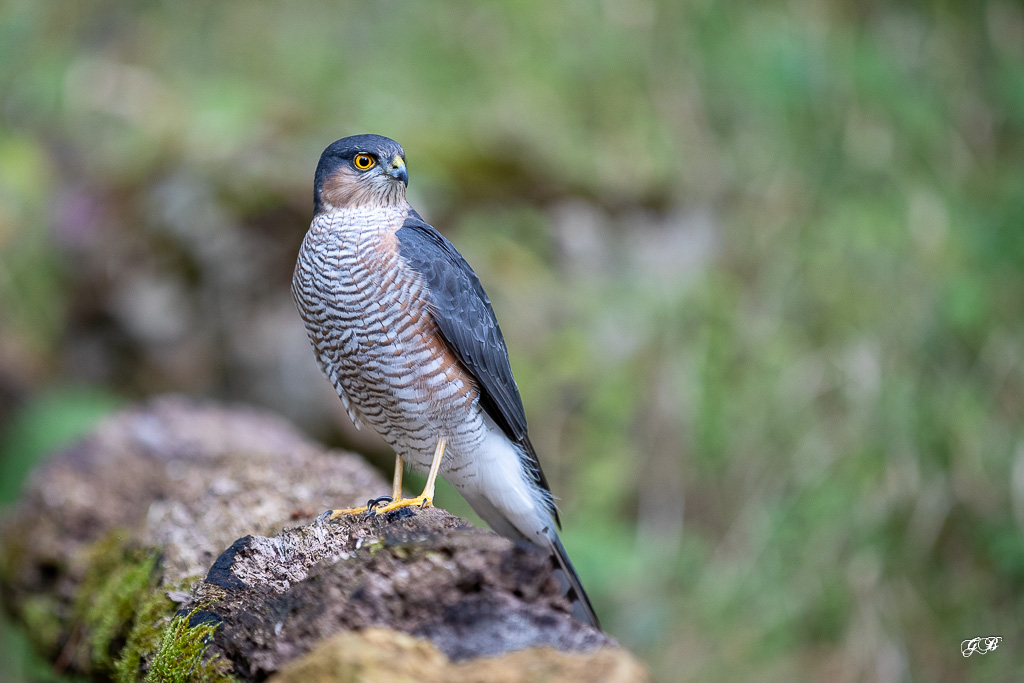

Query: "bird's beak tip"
left=389, top=157, right=408, bottom=186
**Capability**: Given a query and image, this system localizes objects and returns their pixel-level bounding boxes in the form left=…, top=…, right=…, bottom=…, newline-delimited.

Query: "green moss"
left=63, top=532, right=218, bottom=681
left=143, top=609, right=234, bottom=683
left=363, top=539, right=386, bottom=556
left=74, top=535, right=161, bottom=671
left=18, top=595, right=63, bottom=654
left=15, top=530, right=236, bottom=681
left=113, top=579, right=191, bottom=683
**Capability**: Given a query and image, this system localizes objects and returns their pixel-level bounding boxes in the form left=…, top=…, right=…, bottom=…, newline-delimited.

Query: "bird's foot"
left=319, top=439, right=445, bottom=524
left=318, top=496, right=395, bottom=523
left=318, top=493, right=432, bottom=523
left=365, top=493, right=433, bottom=517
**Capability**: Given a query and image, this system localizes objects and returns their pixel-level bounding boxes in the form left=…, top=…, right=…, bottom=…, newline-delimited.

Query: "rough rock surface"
left=2, top=395, right=385, bottom=587
left=192, top=506, right=610, bottom=678
left=0, top=397, right=645, bottom=681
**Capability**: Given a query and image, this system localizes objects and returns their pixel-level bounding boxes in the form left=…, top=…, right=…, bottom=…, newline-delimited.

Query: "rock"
left=2, top=395, right=384, bottom=589
left=0, top=397, right=645, bottom=681
left=192, top=506, right=612, bottom=678
left=272, top=628, right=648, bottom=683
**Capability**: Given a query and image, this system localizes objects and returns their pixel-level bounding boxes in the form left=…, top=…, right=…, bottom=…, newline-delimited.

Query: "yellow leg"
left=323, top=439, right=446, bottom=521
left=421, top=437, right=444, bottom=501
left=369, top=437, right=445, bottom=515
left=391, top=453, right=404, bottom=500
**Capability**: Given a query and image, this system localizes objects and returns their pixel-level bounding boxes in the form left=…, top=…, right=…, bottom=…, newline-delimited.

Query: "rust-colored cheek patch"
left=321, top=168, right=406, bottom=210
left=322, top=167, right=364, bottom=208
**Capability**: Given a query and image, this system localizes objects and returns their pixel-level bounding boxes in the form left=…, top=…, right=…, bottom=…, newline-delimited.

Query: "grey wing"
left=396, top=215, right=558, bottom=521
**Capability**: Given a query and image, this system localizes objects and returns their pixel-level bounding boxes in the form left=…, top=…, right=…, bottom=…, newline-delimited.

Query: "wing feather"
left=396, top=215, right=558, bottom=520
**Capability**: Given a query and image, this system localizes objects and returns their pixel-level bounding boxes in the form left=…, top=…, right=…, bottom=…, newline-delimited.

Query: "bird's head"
left=314, top=134, right=408, bottom=213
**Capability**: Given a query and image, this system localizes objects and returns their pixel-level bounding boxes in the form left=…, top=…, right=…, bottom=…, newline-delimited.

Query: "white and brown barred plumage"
left=292, top=134, right=598, bottom=628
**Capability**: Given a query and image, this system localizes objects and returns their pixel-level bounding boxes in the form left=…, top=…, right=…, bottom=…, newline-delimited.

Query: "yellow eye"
left=353, top=153, right=375, bottom=170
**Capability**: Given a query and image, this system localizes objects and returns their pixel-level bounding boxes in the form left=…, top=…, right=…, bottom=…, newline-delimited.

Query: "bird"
left=291, top=134, right=599, bottom=628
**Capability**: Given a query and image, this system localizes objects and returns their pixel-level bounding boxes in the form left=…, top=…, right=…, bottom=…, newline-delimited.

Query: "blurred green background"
left=1, top=0, right=1023, bottom=680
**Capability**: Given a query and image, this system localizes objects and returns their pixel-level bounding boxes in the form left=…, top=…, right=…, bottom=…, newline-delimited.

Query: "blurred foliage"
left=1, top=0, right=1023, bottom=681
left=0, top=386, right=122, bottom=504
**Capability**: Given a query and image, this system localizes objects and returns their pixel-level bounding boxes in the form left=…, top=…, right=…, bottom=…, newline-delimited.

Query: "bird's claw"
left=364, top=495, right=394, bottom=518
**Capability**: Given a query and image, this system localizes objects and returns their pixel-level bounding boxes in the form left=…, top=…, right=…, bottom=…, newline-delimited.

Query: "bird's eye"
left=353, top=153, right=375, bottom=171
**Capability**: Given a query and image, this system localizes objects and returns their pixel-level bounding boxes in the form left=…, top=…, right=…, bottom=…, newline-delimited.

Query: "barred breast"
left=292, top=208, right=486, bottom=474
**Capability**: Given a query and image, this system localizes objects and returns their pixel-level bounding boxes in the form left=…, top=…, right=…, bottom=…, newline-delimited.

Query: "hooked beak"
left=388, top=156, right=408, bottom=186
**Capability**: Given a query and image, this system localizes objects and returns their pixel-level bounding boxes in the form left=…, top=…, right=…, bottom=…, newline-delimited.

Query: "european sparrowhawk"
left=292, top=134, right=598, bottom=628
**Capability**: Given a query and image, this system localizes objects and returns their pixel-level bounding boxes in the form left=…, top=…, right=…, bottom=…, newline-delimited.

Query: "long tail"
left=464, top=494, right=600, bottom=629
left=548, top=531, right=600, bottom=629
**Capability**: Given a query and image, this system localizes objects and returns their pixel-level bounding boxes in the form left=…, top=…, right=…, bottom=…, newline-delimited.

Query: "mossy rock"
left=0, top=398, right=641, bottom=681
left=0, top=398, right=389, bottom=679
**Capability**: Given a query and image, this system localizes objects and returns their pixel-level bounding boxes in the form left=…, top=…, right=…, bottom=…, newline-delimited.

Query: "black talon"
left=317, top=510, right=334, bottom=526
left=363, top=495, right=394, bottom=519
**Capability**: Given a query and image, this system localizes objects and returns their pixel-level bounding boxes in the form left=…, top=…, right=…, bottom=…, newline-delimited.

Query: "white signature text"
left=961, top=637, right=1001, bottom=657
